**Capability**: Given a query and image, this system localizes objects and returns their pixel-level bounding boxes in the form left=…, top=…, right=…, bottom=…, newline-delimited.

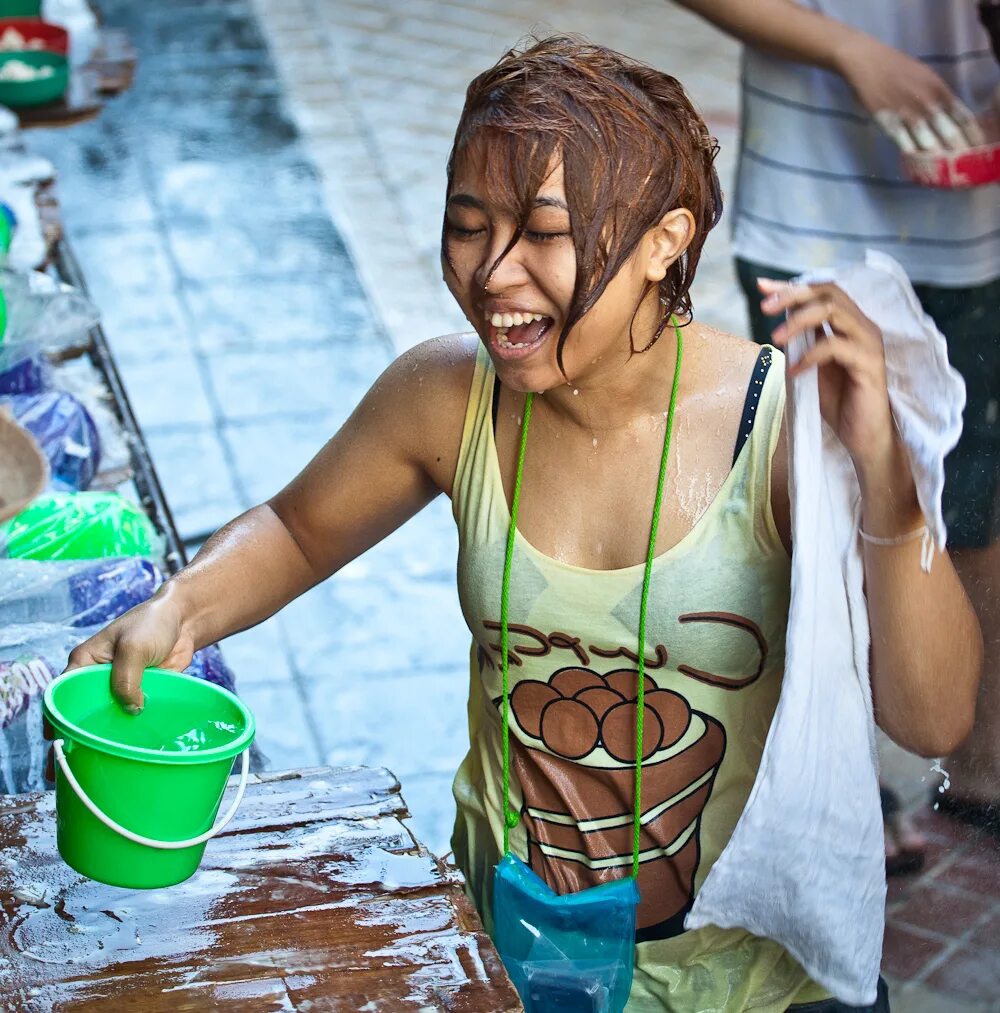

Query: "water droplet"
left=930, top=758, right=951, bottom=791
left=573, top=388, right=579, bottom=396
left=592, top=437, right=598, bottom=448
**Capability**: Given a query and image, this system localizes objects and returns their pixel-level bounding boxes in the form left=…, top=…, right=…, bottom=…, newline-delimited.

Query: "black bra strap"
left=732, top=346, right=773, bottom=466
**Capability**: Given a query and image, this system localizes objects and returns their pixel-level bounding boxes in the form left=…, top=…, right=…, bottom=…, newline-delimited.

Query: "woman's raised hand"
left=759, top=277, right=899, bottom=480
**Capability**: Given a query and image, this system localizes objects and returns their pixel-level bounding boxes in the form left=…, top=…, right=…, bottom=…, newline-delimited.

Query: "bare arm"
left=675, top=0, right=856, bottom=70
left=675, top=0, right=986, bottom=149
left=766, top=281, right=982, bottom=758
left=68, top=336, right=476, bottom=708
left=857, top=441, right=982, bottom=758
left=771, top=415, right=981, bottom=757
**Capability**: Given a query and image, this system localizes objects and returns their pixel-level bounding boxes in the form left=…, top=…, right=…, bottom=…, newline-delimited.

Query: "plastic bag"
left=0, top=349, right=46, bottom=394
left=0, top=492, right=163, bottom=561
left=42, top=0, right=100, bottom=67
left=47, top=356, right=131, bottom=479
left=185, top=644, right=237, bottom=694
left=0, top=557, right=162, bottom=627
left=0, top=268, right=100, bottom=353
left=1, top=391, right=101, bottom=491
left=493, top=853, right=639, bottom=1013
left=0, top=622, right=238, bottom=794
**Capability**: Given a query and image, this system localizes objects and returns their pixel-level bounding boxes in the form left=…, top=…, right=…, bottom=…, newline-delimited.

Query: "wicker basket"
left=0, top=406, right=47, bottom=523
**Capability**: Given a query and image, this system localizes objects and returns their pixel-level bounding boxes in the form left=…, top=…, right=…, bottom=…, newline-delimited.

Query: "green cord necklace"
left=499, top=316, right=685, bottom=876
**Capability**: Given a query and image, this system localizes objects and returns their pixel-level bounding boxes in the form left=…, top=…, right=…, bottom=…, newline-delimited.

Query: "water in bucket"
left=43, top=664, right=255, bottom=890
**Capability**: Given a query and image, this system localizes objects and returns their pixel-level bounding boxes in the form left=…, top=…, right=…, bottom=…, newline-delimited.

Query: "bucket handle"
left=52, top=738, right=251, bottom=850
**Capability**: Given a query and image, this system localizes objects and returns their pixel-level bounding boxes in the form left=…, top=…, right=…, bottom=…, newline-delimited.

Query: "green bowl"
left=0, top=1, right=41, bottom=15
left=0, top=51, right=68, bottom=107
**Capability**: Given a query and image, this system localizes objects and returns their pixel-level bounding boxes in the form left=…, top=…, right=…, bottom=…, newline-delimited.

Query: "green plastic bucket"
left=43, top=665, right=255, bottom=889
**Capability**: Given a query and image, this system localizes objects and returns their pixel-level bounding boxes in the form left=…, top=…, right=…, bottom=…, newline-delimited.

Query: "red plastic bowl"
left=0, top=18, right=69, bottom=56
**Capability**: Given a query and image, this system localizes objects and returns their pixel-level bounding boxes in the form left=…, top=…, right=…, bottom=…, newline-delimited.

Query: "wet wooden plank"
left=0, top=766, right=522, bottom=1012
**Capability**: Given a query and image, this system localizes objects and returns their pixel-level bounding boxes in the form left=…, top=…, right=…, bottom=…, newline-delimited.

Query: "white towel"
left=685, top=250, right=966, bottom=1005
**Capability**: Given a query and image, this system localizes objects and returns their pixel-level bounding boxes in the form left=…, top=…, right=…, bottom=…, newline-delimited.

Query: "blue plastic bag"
left=0, top=557, right=162, bottom=628
left=493, top=854, right=639, bottom=1013
left=0, top=352, right=45, bottom=394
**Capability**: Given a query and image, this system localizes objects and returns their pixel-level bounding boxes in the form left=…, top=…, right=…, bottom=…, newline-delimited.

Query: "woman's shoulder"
left=371, top=332, right=481, bottom=494
left=383, top=331, right=480, bottom=393
left=688, top=321, right=784, bottom=395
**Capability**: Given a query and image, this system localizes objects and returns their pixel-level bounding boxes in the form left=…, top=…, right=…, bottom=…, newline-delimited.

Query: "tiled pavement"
left=29, top=0, right=1000, bottom=1008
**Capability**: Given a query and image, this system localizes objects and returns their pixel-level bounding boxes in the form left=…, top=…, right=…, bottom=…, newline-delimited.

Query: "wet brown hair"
left=442, top=35, right=723, bottom=374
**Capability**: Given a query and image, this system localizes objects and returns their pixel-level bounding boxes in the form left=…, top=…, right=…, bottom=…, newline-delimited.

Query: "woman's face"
left=443, top=146, right=666, bottom=394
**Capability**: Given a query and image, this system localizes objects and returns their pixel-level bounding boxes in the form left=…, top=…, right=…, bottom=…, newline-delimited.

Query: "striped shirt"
left=733, top=0, right=1000, bottom=287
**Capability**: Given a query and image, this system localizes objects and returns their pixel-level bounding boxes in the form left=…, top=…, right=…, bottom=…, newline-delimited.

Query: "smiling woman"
left=66, top=33, right=980, bottom=1013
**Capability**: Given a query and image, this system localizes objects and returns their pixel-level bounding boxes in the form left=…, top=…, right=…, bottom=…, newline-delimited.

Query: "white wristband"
left=859, top=523, right=934, bottom=573
left=858, top=524, right=928, bottom=546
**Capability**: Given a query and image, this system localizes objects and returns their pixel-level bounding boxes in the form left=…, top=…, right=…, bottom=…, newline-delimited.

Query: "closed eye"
left=445, top=222, right=484, bottom=238
left=525, top=230, right=569, bottom=243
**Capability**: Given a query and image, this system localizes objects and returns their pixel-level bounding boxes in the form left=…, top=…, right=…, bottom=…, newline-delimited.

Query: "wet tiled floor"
left=883, top=807, right=1000, bottom=1010
left=25, top=0, right=1000, bottom=1009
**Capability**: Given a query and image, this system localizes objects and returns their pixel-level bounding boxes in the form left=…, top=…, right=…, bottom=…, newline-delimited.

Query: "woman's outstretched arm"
left=67, top=335, right=476, bottom=710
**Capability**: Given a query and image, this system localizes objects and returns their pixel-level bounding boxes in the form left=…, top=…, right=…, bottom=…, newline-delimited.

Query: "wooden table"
left=0, top=766, right=522, bottom=1011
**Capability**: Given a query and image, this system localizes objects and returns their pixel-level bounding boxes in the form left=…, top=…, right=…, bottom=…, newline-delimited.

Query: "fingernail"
left=125, top=704, right=142, bottom=716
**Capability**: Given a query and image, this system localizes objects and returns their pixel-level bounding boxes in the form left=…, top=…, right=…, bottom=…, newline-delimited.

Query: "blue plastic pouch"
left=493, top=853, right=639, bottom=1012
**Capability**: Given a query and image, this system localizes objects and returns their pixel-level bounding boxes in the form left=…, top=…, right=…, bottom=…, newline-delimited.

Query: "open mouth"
left=487, top=311, right=555, bottom=356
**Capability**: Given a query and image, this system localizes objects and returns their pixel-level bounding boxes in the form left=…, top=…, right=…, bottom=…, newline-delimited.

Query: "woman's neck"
left=537, top=320, right=688, bottom=434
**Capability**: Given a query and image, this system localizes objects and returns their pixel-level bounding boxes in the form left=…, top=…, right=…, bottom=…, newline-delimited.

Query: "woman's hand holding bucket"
left=64, top=588, right=194, bottom=714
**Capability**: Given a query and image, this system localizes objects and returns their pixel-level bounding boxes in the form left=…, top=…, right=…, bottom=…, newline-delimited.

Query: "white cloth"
left=734, top=0, right=1000, bottom=287
left=686, top=251, right=966, bottom=1005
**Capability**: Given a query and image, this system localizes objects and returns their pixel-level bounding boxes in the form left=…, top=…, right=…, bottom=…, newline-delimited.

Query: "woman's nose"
left=475, top=233, right=528, bottom=292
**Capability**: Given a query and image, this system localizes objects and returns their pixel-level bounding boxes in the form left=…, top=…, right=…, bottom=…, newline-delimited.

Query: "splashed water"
left=931, top=758, right=951, bottom=793
left=931, top=758, right=951, bottom=809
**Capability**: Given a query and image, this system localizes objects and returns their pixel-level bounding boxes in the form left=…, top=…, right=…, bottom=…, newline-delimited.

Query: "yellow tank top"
left=450, top=345, right=828, bottom=1011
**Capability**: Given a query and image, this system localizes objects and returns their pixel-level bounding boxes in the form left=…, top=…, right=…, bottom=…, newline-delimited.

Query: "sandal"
left=881, top=786, right=926, bottom=877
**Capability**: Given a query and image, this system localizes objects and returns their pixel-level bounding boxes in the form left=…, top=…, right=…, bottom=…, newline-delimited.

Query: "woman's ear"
left=645, top=208, right=696, bottom=283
